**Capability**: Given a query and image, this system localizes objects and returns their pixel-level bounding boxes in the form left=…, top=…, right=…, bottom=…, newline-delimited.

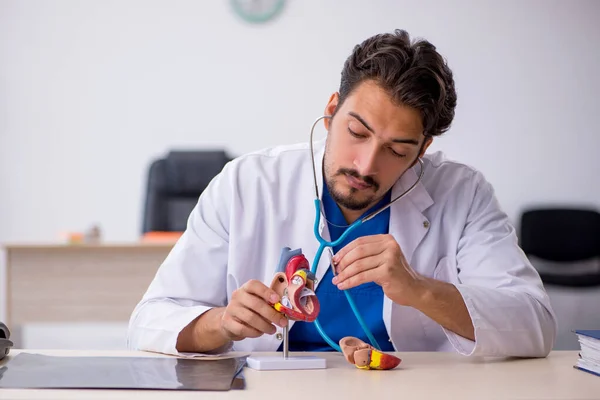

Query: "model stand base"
left=246, top=355, right=326, bottom=370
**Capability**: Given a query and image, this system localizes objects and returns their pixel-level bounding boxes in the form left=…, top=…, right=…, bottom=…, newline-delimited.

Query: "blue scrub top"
left=284, top=179, right=395, bottom=352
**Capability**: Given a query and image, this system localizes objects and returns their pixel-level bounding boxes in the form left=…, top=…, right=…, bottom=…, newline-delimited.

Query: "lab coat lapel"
left=388, top=163, right=434, bottom=265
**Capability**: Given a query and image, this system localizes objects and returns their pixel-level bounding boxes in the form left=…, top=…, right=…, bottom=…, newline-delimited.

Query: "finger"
left=221, top=309, right=262, bottom=340
left=332, top=235, right=384, bottom=266
left=228, top=304, right=277, bottom=335
left=335, top=240, right=386, bottom=274
left=336, top=269, right=380, bottom=290
left=222, top=315, right=264, bottom=340
left=238, top=289, right=288, bottom=328
left=243, top=279, right=281, bottom=305
left=333, top=255, right=381, bottom=286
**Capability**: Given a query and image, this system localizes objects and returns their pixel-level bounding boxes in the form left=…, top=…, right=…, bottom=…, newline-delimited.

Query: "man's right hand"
left=176, top=279, right=288, bottom=353
left=220, top=279, right=288, bottom=341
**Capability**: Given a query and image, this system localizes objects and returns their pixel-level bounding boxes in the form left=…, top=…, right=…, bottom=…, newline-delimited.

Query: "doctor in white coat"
left=128, top=29, right=556, bottom=358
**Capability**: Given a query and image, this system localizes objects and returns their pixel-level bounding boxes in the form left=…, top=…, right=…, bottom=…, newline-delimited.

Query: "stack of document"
left=574, top=330, right=600, bottom=377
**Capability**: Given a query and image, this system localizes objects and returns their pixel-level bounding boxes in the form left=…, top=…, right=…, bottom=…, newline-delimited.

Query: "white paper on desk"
left=177, top=352, right=250, bottom=360
left=144, top=349, right=250, bottom=360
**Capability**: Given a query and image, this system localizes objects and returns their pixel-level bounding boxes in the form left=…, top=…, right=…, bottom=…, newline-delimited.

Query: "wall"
left=1, top=0, right=598, bottom=244
left=1, top=0, right=599, bottom=349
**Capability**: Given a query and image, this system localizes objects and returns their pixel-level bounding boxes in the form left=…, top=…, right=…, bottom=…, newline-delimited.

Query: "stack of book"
left=574, top=330, right=600, bottom=377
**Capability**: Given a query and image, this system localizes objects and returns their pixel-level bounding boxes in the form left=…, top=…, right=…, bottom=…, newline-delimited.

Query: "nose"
left=353, top=141, right=379, bottom=177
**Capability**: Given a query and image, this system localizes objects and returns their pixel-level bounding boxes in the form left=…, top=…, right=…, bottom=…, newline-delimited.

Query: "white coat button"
left=276, top=333, right=283, bottom=340
left=423, top=221, right=430, bottom=228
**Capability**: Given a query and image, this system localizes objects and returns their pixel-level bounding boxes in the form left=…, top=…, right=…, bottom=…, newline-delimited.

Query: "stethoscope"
left=308, top=115, right=425, bottom=352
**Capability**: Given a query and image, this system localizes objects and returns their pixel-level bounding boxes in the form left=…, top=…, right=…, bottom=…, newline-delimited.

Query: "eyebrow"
left=348, top=111, right=420, bottom=146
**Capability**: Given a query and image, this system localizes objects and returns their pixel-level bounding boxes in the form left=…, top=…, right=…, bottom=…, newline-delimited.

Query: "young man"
left=128, top=29, right=556, bottom=357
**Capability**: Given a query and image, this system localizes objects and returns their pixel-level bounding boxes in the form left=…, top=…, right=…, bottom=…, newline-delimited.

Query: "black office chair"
left=0, top=322, right=12, bottom=361
left=142, top=150, right=232, bottom=233
left=519, top=208, right=600, bottom=287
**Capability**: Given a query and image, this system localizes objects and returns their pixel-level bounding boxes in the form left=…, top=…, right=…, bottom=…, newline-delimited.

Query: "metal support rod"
left=283, top=320, right=289, bottom=359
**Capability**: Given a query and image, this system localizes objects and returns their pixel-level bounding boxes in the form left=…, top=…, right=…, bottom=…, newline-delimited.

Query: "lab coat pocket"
left=433, top=256, right=460, bottom=285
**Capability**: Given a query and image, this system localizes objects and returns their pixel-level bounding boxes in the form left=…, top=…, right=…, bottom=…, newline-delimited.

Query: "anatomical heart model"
left=339, top=337, right=401, bottom=370
left=269, top=248, right=320, bottom=322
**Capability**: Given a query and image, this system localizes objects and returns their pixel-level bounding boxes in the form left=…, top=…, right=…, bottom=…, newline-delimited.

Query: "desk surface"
left=0, top=350, right=597, bottom=399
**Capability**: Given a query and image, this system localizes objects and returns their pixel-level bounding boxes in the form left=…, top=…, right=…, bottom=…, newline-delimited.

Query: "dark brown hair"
left=337, top=29, right=457, bottom=137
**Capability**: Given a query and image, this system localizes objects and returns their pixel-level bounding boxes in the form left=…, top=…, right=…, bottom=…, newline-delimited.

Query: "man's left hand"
left=331, top=234, right=424, bottom=306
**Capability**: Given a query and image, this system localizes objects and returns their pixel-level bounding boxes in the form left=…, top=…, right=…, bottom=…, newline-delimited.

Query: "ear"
left=323, top=92, right=339, bottom=131
left=419, top=136, right=433, bottom=158
left=410, top=136, right=433, bottom=168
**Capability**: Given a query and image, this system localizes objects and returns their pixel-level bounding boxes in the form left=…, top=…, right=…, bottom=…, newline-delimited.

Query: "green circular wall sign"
left=230, top=0, right=286, bottom=24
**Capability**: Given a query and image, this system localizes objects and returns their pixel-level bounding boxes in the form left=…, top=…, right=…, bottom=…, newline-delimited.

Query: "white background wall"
left=1, top=0, right=599, bottom=244
left=1, top=0, right=599, bottom=349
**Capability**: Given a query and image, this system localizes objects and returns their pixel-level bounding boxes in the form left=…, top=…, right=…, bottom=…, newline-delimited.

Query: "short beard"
left=329, top=183, right=375, bottom=211
left=327, top=168, right=380, bottom=211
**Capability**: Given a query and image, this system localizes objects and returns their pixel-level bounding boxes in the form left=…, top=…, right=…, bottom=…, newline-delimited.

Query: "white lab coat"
left=127, top=139, right=557, bottom=357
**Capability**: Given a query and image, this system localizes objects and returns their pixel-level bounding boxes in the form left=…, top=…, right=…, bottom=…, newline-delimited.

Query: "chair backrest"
left=519, top=208, right=600, bottom=262
left=0, top=322, right=12, bottom=361
left=142, top=150, right=231, bottom=233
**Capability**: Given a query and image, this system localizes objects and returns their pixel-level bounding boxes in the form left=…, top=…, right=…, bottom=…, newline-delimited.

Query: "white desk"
left=0, top=350, right=597, bottom=399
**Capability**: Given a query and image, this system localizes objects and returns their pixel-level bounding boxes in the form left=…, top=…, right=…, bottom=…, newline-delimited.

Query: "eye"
left=348, top=127, right=367, bottom=139
left=389, top=147, right=406, bottom=158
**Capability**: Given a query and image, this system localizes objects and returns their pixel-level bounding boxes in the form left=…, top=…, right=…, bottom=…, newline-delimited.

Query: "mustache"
left=337, top=168, right=379, bottom=191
